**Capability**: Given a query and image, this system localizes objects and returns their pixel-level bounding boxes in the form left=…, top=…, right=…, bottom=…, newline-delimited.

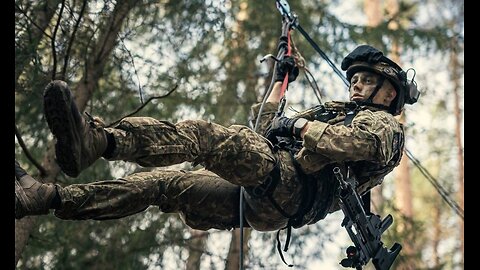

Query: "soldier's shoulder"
left=355, top=109, right=401, bottom=129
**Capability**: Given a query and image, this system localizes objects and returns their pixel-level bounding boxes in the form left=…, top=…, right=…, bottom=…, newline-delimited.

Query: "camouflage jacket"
left=248, top=100, right=404, bottom=228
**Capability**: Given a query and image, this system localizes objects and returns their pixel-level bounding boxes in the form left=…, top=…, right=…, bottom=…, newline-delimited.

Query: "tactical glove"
left=265, top=116, right=297, bottom=142
left=274, top=56, right=299, bottom=83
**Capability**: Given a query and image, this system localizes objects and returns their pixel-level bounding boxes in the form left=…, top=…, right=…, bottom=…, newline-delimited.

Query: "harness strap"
left=276, top=226, right=294, bottom=267
left=344, top=111, right=356, bottom=126
left=244, top=147, right=318, bottom=267
left=362, top=190, right=372, bottom=214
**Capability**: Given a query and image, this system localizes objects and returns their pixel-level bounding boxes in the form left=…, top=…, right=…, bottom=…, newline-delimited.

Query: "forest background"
left=14, top=0, right=464, bottom=269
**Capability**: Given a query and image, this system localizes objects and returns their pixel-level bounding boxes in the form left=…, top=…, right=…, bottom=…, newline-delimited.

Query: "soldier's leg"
left=15, top=161, right=57, bottom=219
left=16, top=160, right=242, bottom=230
left=15, top=160, right=160, bottom=220
left=108, top=118, right=276, bottom=187
left=53, top=169, right=242, bottom=230
left=44, top=80, right=276, bottom=187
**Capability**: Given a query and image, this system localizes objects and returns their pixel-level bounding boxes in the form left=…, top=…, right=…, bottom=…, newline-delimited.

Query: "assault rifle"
left=333, top=167, right=402, bottom=270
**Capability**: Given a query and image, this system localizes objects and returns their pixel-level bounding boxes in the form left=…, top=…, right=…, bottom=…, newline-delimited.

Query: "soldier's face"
left=349, top=71, right=396, bottom=106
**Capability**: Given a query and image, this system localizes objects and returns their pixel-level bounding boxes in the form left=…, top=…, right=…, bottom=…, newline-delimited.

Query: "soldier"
left=15, top=45, right=419, bottom=232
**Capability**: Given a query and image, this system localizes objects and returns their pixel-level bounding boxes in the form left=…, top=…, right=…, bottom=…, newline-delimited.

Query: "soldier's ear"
left=387, top=88, right=397, bottom=101
left=382, top=87, right=397, bottom=105
left=382, top=80, right=397, bottom=102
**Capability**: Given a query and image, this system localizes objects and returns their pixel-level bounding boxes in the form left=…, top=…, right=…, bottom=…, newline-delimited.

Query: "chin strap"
left=364, top=76, right=385, bottom=104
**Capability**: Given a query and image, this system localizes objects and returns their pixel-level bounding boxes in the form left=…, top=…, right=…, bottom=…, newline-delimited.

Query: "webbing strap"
left=276, top=225, right=294, bottom=267
left=344, top=111, right=356, bottom=126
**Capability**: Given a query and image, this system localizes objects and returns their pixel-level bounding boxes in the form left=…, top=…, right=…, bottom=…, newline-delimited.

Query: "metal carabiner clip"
left=275, top=0, right=292, bottom=19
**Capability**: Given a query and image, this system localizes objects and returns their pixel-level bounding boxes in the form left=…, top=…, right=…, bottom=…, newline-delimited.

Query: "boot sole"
left=44, top=81, right=81, bottom=177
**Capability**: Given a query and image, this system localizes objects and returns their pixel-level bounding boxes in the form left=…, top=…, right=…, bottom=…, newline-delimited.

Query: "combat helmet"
left=341, top=45, right=420, bottom=115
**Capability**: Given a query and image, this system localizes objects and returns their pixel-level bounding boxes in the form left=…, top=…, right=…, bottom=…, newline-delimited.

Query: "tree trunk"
left=74, top=0, right=138, bottom=111
left=394, top=136, right=416, bottom=270
left=394, top=131, right=413, bottom=220
left=186, top=229, right=208, bottom=270
left=14, top=0, right=138, bottom=266
left=364, top=0, right=382, bottom=27
left=225, top=228, right=251, bottom=270
left=15, top=217, right=38, bottom=266
left=450, top=35, right=464, bottom=267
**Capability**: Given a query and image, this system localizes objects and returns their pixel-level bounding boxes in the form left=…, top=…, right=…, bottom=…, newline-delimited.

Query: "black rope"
left=303, top=67, right=323, bottom=104
left=295, top=24, right=349, bottom=87
left=239, top=189, right=245, bottom=270
left=405, top=149, right=464, bottom=219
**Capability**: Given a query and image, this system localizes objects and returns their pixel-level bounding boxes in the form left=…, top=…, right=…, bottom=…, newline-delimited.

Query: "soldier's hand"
left=265, top=116, right=297, bottom=142
left=274, top=56, right=299, bottom=83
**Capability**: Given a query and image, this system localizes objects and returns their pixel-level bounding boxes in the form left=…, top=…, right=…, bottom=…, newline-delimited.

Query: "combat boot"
left=44, top=80, right=108, bottom=177
left=15, top=161, right=57, bottom=219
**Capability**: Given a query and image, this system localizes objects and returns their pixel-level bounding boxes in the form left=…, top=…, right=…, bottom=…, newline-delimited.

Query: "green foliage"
left=17, top=210, right=189, bottom=269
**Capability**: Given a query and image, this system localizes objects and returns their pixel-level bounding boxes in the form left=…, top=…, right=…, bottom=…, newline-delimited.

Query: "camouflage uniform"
left=56, top=169, right=242, bottom=230
left=54, top=100, right=404, bottom=232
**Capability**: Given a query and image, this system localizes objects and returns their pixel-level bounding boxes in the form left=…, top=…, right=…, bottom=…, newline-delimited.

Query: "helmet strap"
left=364, top=76, right=385, bottom=104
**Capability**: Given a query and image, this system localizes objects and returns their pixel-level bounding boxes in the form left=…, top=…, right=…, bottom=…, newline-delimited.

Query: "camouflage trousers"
left=55, top=117, right=303, bottom=231
left=55, top=169, right=241, bottom=230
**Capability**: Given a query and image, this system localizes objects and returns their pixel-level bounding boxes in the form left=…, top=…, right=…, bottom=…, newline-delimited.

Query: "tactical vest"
left=296, top=101, right=404, bottom=225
